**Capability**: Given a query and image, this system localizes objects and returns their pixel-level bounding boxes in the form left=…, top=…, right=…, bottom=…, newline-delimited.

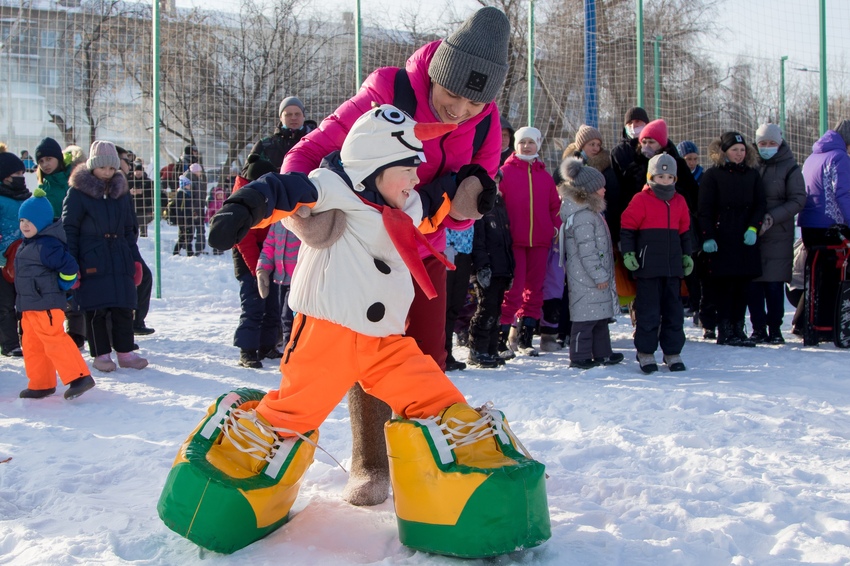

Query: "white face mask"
left=626, top=125, right=645, bottom=139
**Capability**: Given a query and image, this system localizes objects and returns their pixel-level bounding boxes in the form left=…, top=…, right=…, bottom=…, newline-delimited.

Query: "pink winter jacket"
left=281, top=41, right=504, bottom=258
left=500, top=153, right=562, bottom=247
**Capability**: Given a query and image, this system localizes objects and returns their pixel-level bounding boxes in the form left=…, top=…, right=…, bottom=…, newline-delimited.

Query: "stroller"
left=801, top=224, right=850, bottom=347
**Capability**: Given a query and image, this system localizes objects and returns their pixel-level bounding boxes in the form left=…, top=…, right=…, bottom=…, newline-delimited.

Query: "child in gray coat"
left=557, top=158, right=622, bottom=368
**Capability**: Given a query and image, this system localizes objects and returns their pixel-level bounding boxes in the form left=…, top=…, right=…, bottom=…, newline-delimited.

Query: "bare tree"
left=59, top=0, right=129, bottom=146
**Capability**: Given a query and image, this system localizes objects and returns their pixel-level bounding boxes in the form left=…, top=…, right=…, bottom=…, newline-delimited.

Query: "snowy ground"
left=2, top=224, right=850, bottom=566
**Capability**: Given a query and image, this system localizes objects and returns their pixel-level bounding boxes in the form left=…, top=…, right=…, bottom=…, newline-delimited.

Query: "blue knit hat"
left=677, top=140, right=698, bottom=157
left=18, top=188, right=55, bottom=232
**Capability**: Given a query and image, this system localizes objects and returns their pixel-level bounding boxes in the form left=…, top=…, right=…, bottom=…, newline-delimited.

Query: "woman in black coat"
left=698, top=132, right=767, bottom=347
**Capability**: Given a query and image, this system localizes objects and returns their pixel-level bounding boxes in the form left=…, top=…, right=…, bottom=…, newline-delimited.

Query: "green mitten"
left=682, top=255, right=694, bottom=276
left=623, top=251, right=639, bottom=271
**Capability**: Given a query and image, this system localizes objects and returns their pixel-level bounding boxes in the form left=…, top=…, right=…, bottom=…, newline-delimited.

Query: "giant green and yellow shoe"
left=157, top=389, right=317, bottom=554
left=386, top=403, right=550, bottom=558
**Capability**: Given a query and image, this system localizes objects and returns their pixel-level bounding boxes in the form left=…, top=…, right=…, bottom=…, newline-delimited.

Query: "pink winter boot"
left=93, top=354, right=117, bottom=372
left=117, top=351, right=148, bottom=370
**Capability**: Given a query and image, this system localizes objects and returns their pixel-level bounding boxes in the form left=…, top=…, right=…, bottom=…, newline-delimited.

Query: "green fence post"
left=653, top=34, right=661, bottom=118
left=819, top=0, right=828, bottom=134
left=528, top=0, right=535, bottom=125
left=152, top=0, right=162, bottom=298
left=636, top=0, right=643, bottom=108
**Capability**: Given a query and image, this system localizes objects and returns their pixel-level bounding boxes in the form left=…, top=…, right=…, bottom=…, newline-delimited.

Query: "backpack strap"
left=393, top=69, right=417, bottom=117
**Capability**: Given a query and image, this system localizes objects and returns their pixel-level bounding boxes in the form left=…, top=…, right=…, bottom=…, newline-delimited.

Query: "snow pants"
left=22, top=309, right=90, bottom=390
left=501, top=245, right=549, bottom=324
left=634, top=276, right=685, bottom=356
left=257, top=314, right=466, bottom=434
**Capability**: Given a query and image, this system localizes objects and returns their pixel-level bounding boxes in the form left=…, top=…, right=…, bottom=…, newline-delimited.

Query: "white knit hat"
left=514, top=126, right=542, bottom=152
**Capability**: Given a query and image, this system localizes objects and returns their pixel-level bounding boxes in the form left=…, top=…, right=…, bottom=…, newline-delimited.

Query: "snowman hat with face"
left=340, top=104, right=457, bottom=191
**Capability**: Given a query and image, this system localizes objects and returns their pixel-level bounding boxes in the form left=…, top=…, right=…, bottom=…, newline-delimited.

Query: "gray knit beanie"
left=647, top=153, right=677, bottom=180
left=575, top=125, right=603, bottom=150
left=86, top=140, right=120, bottom=171
left=833, top=120, right=850, bottom=147
left=560, top=157, right=605, bottom=194
left=279, top=96, right=305, bottom=117
left=428, top=7, right=510, bottom=104
left=755, top=123, right=783, bottom=145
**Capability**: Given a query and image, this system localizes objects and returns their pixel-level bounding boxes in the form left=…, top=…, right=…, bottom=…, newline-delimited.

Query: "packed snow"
left=2, top=224, right=850, bottom=566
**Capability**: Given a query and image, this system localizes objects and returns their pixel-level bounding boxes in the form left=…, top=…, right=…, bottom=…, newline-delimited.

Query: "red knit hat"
left=639, top=119, right=668, bottom=147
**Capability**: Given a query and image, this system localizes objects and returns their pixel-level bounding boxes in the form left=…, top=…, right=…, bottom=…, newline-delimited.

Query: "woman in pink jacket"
left=500, top=127, right=562, bottom=356
left=279, top=7, right=510, bottom=508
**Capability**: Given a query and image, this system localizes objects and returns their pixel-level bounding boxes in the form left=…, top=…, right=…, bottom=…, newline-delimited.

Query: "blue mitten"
left=743, top=227, right=757, bottom=246
left=58, top=272, right=77, bottom=291
left=702, top=239, right=718, bottom=253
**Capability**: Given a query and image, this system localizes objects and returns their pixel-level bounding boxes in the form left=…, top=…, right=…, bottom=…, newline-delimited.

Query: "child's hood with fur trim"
left=69, top=165, right=129, bottom=199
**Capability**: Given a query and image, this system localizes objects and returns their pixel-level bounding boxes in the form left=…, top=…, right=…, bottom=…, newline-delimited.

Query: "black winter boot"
left=750, top=326, right=768, bottom=344
left=734, top=321, right=756, bottom=347
left=239, top=349, right=263, bottom=368
left=717, top=321, right=739, bottom=346
left=768, top=325, right=785, bottom=344
left=517, top=317, right=539, bottom=357
left=497, top=324, right=515, bottom=360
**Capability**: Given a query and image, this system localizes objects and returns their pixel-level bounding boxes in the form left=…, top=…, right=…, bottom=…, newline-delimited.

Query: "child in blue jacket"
left=16, top=189, right=94, bottom=399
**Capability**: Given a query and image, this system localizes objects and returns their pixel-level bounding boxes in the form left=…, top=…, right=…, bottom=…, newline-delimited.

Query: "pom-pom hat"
left=559, top=157, right=605, bottom=194
left=18, top=188, right=55, bottom=232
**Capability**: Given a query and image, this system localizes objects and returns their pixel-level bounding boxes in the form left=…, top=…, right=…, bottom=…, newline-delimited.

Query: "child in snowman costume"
left=161, top=105, right=549, bottom=557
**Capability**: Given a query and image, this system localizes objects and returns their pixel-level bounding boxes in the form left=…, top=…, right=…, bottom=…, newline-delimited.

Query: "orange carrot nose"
left=414, top=122, right=458, bottom=141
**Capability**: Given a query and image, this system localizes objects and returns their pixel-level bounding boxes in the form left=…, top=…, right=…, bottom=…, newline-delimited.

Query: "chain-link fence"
left=2, top=0, right=848, bottom=198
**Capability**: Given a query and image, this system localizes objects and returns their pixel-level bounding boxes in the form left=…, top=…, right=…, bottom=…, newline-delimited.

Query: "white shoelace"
left=221, top=408, right=346, bottom=472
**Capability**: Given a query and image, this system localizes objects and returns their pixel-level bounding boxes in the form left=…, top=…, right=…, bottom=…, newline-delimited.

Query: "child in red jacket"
left=498, top=127, right=561, bottom=356
left=620, top=153, right=694, bottom=373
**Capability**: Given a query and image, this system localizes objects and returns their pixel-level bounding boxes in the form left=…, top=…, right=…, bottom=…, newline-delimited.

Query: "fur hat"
left=279, top=96, right=305, bottom=117
left=427, top=7, right=510, bottom=104
left=86, top=140, right=120, bottom=171
left=18, top=188, right=54, bottom=232
left=514, top=126, right=542, bottom=152
left=559, top=157, right=605, bottom=194
left=833, top=120, right=850, bottom=147
left=243, top=153, right=276, bottom=181
left=35, top=137, right=64, bottom=163
left=647, top=153, right=677, bottom=180
left=575, top=125, right=603, bottom=151
left=720, top=131, right=746, bottom=152
left=340, top=104, right=455, bottom=190
left=624, top=106, right=650, bottom=125
left=0, top=145, right=26, bottom=180
left=755, top=124, right=783, bottom=145
left=676, top=140, right=698, bottom=157
left=639, top=119, right=668, bottom=147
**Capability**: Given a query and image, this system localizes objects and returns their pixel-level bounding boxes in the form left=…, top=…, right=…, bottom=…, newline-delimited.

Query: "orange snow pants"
left=21, top=309, right=90, bottom=390
left=257, top=314, right=466, bottom=433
